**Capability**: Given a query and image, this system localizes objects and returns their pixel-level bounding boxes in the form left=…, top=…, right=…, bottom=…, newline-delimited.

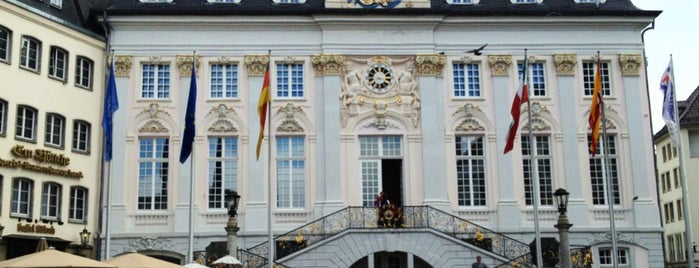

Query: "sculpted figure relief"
left=341, top=69, right=364, bottom=106
left=397, top=68, right=417, bottom=94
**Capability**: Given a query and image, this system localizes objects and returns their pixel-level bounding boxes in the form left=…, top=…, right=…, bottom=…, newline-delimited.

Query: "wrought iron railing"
left=237, top=248, right=290, bottom=268
left=247, top=206, right=532, bottom=266
left=495, top=246, right=593, bottom=268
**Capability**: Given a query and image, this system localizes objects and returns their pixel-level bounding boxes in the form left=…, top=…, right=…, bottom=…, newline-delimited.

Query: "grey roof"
left=104, top=0, right=660, bottom=17
left=8, top=0, right=105, bottom=37
left=655, top=84, right=699, bottom=141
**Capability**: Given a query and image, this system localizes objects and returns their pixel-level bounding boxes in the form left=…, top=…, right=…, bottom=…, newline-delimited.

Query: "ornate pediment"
left=138, top=103, right=171, bottom=119
left=277, top=119, right=304, bottom=132
left=208, top=104, right=236, bottom=118
left=456, top=118, right=485, bottom=132
left=453, top=103, right=482, bottom=117
left=209, top=119, right=237, bottom=133
left=521, top=117, right=550, bottom=131
left=139, top=120, right=168, bottom=133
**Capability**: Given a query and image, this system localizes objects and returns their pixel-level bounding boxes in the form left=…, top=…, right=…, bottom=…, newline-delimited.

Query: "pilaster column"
left=311, top=54, right=345, bottom=215
left=415, top=54, right=449, bottom=208
left=553, top=53, right=587, bottom=224
left=244, top=54, right=270, bottom=232
left=489, top=55, right=521, bottom=230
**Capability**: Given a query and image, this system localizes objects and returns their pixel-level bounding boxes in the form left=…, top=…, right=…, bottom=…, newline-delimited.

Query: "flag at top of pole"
left=503, top=52, right=529, bottom=154
left=256, top=63, right=271, bottom=161
left=102, top=60, right=119, bottom=162
left=588, top=55, right=603, bottom=156
left=661, top=59, right=680, bottom=147
left=179, top=56, right=197, bottom=164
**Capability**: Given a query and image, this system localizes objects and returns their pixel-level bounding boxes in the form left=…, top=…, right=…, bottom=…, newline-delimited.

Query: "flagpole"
left=597, top=51, right=618, bottom=268
left=187, top=51, right=197, bottom=263
left=105, top=50, right=115, bottom=260
left=266, top=50, right=274, bottom=268
left=523, top=49, right=544, bottom=268
left=669, top=55, right=695, bottom=268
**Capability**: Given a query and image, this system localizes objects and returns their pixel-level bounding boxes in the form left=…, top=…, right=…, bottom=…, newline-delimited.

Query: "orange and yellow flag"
left=588, top=57, right=603, bottom=156
left=256, top=69, right=271, bottom=160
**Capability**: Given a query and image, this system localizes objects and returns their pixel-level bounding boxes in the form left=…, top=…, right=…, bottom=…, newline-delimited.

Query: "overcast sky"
left=630, top=0, right=699, bottom=133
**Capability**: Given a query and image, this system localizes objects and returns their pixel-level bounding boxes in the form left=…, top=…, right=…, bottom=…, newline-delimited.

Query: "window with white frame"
left=45, top=113, right=65, bottom=148
left=72, top=120, right=91, bottom=153
left=455, top=135, right=486, bottom=206
left=208, top=137, right=238, bottom=209
left=41, top=183, right=61, bottom=220
left=521, top=135, right=554, bottom=206
left=11, top=178, right=33, bottom=217
left=20, top=36, right=41, bottom=71
left=677, top=199, right=683, bottom=220
left=48, top=47, right=68, bottom=81
left=276, top=136, right=305, bottom=208
left=0, top=99, right=7, bottom=136
left=141, top=64, right=170, bottom=99
left=210, top=64, right=238, bottom=99
left=453, top=63, right=481, bottom=97
left=589, top=134, right=620, bottom=205
left=16, top=105, right=37, bottom=141
left=69, top=187, right=87, bottom=222
left=664, top=171, right=671, bottom=191
left=0, top=26, right=10, bottom=62
left=583, top=61, right=611, bottom=96
left=598, top=248, right=628, bottom=266
left=138, top=137, right=169, bottom=210
left=689, top=130, right=699, bottom=157
left=359, top=136, right=402, bottom=207
left=49, top=0, right=62, bottom=8
left=518, top=62, right=546, bottom=97
left=673, top=168, right=679, bottom=188
left=677, top=233, right=686, bottom=261
left=276, top=63, right=304, bottom=98
left=75, top=56, right=93, bottom=89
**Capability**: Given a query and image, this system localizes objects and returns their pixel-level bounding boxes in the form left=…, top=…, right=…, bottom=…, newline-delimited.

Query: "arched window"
left=16, top=105, right=37, bottom=141
left=45, top=113, right=65, bottom=148
left=41, top=182, right=62, bottom=220
left=0, top=26, right=11, bottom=62
left=20, top=35, right=41, bottom=71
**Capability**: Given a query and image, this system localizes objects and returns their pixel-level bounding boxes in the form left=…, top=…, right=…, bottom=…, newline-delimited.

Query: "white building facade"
left=102, top=0, right=663, bottom=267
left=0, top=0, right=105, bottom=260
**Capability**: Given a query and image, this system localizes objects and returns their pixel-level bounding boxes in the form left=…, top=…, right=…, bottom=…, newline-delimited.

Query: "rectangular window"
left=669, top=202, right=675, bottom=222
left=518, top=62, right=546, bottom=97
left=453, top=63, right=480, bottom=97
left=75, top=57, right=93, bottom=89
left=662, top=145, right=667, bottom=162
left=210, top=64, right=238, bottom=98
left=660, top=173, right=666, bottom=193
left=276, top=63, right=304, bottom=98
left=0, top=99, right=7, bottom=136
left=522, top=135, right=554, bottom=206
left=72, top=120, right=91, bottom=153
left=0, top=27, right=10, bottom=62
left=208, top=137, right=238, bottom=209
left=583, top=61, right=611, bottom=96
left=690, top=130, right=699, bottom=157
left=276, top=136, right=305, bottom=208
left=589, top=135, right=620, bottom=205
left=664, top=203, right=671, bottom=223
left=16, top=105, right=37, bottom=141
left=45, top=113, right=64, bottom=147
left=41, top=183, right=61, bottom=220
left=49, top=47, right=68, bottom=80
left=677, top=199, right=683, bottom=220
left=455, top=136, right=486, bottom=206
left=599, top=248, right=628, bottom=266
left=138, top=138, right=169, bottom=210
left=668, top=235, right=676, bottom=262
left=20, top=36, right=41, bottom=71
left=665, top=171, right=671, bottom=192
left=673, top=168, right=679, bottom=189
left=141, top=64, right=171, bottom=99
left=69, top=187, right=87, bottom=222
left=11, top=178, right=32, bottom=216
left=676, top=233, right=685, bottom=261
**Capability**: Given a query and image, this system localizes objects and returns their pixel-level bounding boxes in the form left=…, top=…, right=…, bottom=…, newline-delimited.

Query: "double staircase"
left=240, top=206, right=533, bottom=268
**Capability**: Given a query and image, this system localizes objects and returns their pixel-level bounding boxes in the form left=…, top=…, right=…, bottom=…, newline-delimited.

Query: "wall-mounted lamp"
left=80, top=227, right=91, bottom=247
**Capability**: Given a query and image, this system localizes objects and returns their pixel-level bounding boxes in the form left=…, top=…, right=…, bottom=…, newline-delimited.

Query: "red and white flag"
left=504, top=55, right=529, bottom=154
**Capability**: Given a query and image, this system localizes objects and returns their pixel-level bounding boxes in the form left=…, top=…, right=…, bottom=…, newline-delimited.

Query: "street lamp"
left=225, top=190, right=241, bottom=256
left=553, top=188, right=573, bottom=268
left=79, top=227, right=91, bottom=247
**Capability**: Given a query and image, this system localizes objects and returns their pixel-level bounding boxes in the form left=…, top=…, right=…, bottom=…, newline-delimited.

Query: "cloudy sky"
left=630, top=0, right=699, bottom=133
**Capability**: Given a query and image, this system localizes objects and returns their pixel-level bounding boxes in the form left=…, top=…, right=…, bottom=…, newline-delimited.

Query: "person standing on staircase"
left=472, top=256, right=488, bottom=268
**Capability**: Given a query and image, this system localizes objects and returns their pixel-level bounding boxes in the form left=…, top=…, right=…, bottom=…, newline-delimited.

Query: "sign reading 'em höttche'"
left=0, top=145, right=83, bottom=179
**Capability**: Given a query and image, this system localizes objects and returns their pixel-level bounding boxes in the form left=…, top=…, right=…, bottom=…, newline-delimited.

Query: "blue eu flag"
left=179, top=60, right=197, bottom=163
left=102, top=62, right=119, bottom=162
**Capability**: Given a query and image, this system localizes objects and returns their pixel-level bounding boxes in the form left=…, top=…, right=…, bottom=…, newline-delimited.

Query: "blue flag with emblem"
left=102, top=61, right=119, bottom=162
left=179, top=59, right=197, bottom=163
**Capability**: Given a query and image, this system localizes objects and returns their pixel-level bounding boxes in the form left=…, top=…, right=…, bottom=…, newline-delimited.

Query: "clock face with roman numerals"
left=366, top=63, right=393, bottom=93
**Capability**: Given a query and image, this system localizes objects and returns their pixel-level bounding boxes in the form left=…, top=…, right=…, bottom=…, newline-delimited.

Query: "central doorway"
left=359, top=136, right=403, bottom=207
left=381, top=159, right=402, bottom=206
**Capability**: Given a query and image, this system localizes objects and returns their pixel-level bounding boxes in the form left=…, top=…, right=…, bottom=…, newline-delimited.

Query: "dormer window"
left=448, top=0, right=479, bottom=4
